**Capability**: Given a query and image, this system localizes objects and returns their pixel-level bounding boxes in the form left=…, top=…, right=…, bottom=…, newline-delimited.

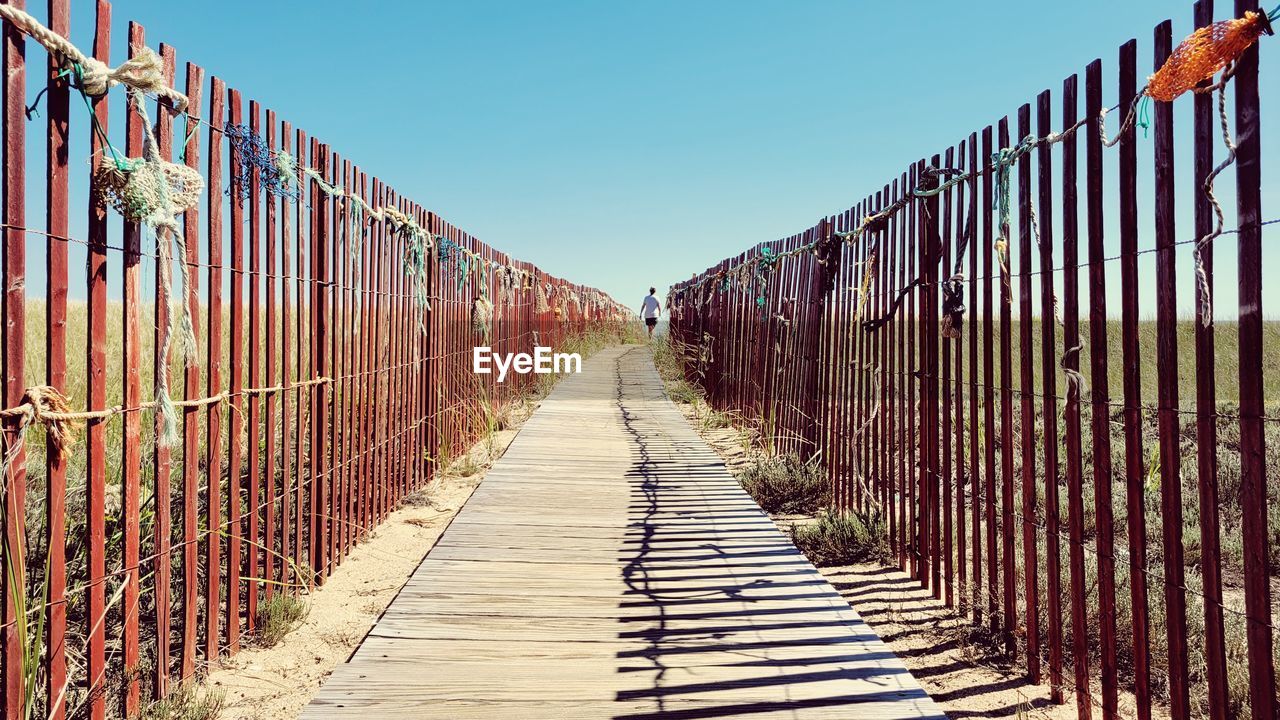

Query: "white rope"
left=0, top=3, right=187, bottom=111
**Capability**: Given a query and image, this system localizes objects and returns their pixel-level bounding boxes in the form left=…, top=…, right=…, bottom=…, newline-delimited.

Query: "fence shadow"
left=610, top=348, right=943, bottom=720
left=825, top=565, right=1065, bottom=719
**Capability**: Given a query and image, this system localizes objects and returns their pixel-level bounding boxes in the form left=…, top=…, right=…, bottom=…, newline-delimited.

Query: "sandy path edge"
left=200, top=392, right=539, bottom=719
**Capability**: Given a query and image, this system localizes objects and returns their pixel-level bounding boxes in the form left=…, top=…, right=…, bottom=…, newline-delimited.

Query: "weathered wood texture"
left=304, top=347, right=943, bottom=719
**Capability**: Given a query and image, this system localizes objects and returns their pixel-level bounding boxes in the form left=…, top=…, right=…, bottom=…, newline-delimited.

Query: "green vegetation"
left=789, top=510, right=890, bottom=567
left=253, top=593, right=308, bottom=649
left=137, top=685, right=225, bottom=720
left=738, top=455, right=829, bottom=515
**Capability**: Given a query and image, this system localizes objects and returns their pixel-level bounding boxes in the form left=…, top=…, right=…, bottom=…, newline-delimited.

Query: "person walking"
left=640, top=287, right=661, bottom=339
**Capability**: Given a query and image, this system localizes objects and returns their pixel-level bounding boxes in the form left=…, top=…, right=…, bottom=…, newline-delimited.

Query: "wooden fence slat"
left=941, top=146, right=954, bottom=609
left=996, top=116, right=1016, bottom=656
left=1085, top=57, right=1119, bottom=720
left=1190, top=4, right=1227, bottom=718
left=43, top=1, right=70, bottom=715
left=980, top=126, right=998, bottom=630
left=246, top=99, right=262, bottom=628
left=1015, top=103, right=1039, bottom=679
left=152, top=42, right=176, bottom=698
left=966, top=133, right=981, bottom=623
left=313, top=142, right=330, bottom=580
left=180, top=61, right=204, bottom=684
left=206, top=75, right=226, bottom=663
left=264, top=109, right=279, bottom=598
left=279, top=120, right=293, bottom=581
left=952, top=142, right=967, bottom=617
left=123, top=23, right=146, bottom=709
left=907, top=162, right=918, bottom=580
left=85, top=5, right=110, bottom=716
left=1, top=0, right=26, bottom=713
left=226, top=87, right=244, bottom=652
left=1061, top=71, right=1093, bottom=720
left=1232, top=2, right=1276, bottom=717
left=1117, top=35, right=1152, bottom=720
left=1035, top=87, right=1065, bottom=706
left=294, top=127, right=307, bottom=587
left=921, top=155, right=940, bottom=597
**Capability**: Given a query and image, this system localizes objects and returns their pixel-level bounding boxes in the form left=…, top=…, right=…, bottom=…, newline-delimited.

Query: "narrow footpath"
left=303, top=346, right=944, bottom=719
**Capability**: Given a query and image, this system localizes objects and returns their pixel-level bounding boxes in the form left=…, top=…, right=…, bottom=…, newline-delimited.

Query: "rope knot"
left=21, top=386, right=81, bottom=459
left=80, top=47, right=187, bottom=111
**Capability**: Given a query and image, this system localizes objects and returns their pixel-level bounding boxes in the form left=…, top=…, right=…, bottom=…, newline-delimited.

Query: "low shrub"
left=139, top=685, right=225, bottom=720
left=739, top=455, right=829, bottom=514
left=253, top=593, right=308, bottom=649
left=790, top=510, right=890, bottom=567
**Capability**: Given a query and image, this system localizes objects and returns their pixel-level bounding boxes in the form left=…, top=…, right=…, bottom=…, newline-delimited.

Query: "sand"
left=202, top=400, right=537, bottom=720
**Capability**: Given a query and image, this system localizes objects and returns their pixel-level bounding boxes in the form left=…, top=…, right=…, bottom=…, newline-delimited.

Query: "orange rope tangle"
left=1147, top=9, right=1273, bottom=102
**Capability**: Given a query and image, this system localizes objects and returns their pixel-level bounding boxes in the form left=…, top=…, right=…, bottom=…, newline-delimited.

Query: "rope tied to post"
left=0, top=386, right=82, bottom=465
left=0, top=4, right=188, bottom=111
left=91, top=89, right=205, bottom=446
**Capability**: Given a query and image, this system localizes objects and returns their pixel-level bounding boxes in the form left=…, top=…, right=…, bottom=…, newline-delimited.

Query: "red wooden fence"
left=670, top=2, right=1276, bottom=718
left=0, top=2, right=627, bottom=716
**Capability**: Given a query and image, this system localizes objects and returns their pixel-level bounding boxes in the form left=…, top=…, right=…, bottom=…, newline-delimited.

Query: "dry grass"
left=252, top=594, right=308, bottom=649
left=137, top=685, right=225, bottom=720
left=738, top=455, right=830, bottom=515
left=789, top=510, right=891, bottom=567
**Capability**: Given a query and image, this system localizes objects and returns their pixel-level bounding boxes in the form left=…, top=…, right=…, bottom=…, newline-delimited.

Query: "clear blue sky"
left=42, top=0, right=1279, bottom=316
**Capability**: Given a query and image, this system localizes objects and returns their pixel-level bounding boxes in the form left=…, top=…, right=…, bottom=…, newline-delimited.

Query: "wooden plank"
left=1015, top=103, right=1038, bottom=679
left=206, top=75, right=226, bottom=663
left=0, top=0, right=25, bottom=712
left=1117, top=34, right=1149, bottom=720
left=122, top=15, right=144, bottom=718
left=265, top=109, right=279, bottom=598
left=247, top=99, right=262, bottom=629
left=1036, top=87, right=1065, bottom=706
left=43, top=0, right=70, bottom=715
left=1190, top=4, right=1224, bottom=719
left=1232, top=1, right=1276, bottom=717
left=980, top=125, right=997, bottom=629
left=153, top=43, right=177, bottom=697
left=1085, top=57, right=1118, bottom=719
left=305, top=348, right=944, bottom=719
left=84, top=6, right=110, bottom=716
left=279, top=119, right=294, bottom=587
left=227, top=87, right=245, bottom=652
left=180, top=60, right=204, bottom=683
left=996, top=116, right=1016, bottom=656
left=1061, top=71, right=1094, bottom=719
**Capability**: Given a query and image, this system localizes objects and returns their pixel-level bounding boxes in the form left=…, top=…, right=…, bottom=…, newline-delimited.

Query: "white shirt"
left=641, top=295, right=661, bottom=319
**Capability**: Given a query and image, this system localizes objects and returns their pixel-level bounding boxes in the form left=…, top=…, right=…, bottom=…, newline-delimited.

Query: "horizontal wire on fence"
left=668, top=7, right=1280, bottom=719
left=675, top=12, right=1278, bottom=334
left=0, top=220, right=549, bottom=305
left=0, top=12, right=628, bottom=322
left=876, top=473, right=1276, bottom=634
left=867, top=365, right=1280, bottom=421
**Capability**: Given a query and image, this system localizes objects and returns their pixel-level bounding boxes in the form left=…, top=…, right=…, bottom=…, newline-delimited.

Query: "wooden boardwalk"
left=303, top=346, right=945, bottom=719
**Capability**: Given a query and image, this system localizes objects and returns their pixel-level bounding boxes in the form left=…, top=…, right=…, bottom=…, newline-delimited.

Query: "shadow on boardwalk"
left=302, top=346, right=944, bottom=719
